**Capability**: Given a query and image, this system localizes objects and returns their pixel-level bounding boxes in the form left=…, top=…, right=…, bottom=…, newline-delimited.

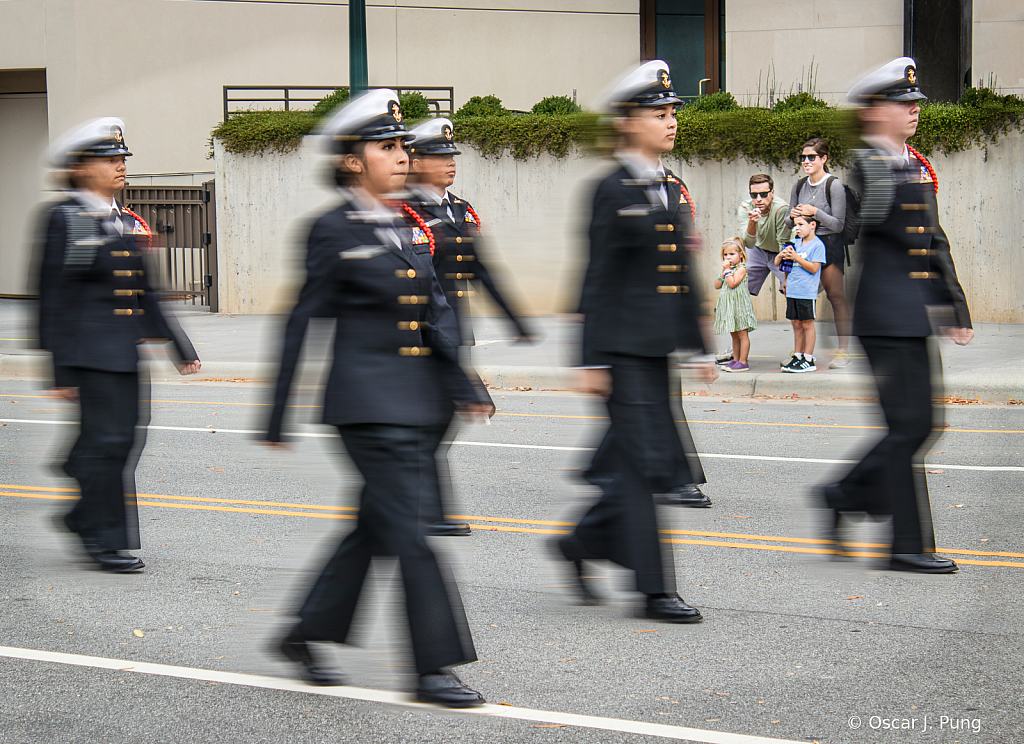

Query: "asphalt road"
left=1, top=378, right=1022, bottom=744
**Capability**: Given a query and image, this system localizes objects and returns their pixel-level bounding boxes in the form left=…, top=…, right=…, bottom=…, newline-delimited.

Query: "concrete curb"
left=2, top=353, right=1021, bottom=401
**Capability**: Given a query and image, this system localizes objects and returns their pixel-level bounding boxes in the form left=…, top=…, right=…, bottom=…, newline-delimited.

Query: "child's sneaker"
left=723, top=361, right=749, bottom=373
left=716, top=348, right=734, bottom=364
left=780, top=355, right=799, bottom=372
left=787, top=357, right=817, bottom=373
left=829, top=350, right=851, bottom=369
left=780, top=351, right=796, bottom=369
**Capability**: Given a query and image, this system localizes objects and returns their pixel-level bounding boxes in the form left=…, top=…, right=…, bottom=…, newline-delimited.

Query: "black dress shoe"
left=416, top=671, right=485, bottom=708
left=426, top=519, right=472, bottom=537
left=548, top=538, right=601, bottom=605
left=656, top=485, right=712, bottom=508
left=890, top=553, right=959, bottom=574
left=643, top=594, right=703, bottom=623
left=86, top=549, right=145, bottom=573
left=277, top=626, right=345, bottom=686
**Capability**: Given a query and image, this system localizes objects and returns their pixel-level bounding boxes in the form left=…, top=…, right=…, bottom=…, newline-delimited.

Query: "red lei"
left=122, top=206, right=153, bottom=249
left=394, top=202, right=436, bottom=256
left=906, top=145, right=938, bottom=194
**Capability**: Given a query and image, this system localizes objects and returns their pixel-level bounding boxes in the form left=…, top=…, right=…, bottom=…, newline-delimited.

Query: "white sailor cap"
left=319, top=89, right=413, bottom=153
left=846, top=57, right=927, bottom=105
left=407, top=118, right=460, bottom=156
left=48, top=117, right=132, bottom=168
left=598, top=60, right=683, bottom=113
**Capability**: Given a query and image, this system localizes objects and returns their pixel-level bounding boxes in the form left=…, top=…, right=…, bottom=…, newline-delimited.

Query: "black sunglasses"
left=799, top=153, right=820, bottom=162
left=749, top=191, right=771, bottom=199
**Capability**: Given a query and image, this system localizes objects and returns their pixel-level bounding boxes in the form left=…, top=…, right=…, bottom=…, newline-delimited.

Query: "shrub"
left=957, top=86, right=1023, bottom=109
left=685, top=91, right=739, bottom=113
left=311, top=88, right=350, bottom=118
left=212, top=110, right=319, bottom=154
left=398, top=91, right=432, bottom=122
left=531, top=95, right=582, bottom=115
left=212, top=88, right=1024, bottom=162
left=772, top=91, right=829, bottom=114
left=454, top=95, right=508, bottom=121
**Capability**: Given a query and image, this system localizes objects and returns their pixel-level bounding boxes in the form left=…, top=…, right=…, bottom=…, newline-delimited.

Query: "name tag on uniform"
left=617, top=205, right=657, bottom=217
left=424, top=218, right=443, bottom=227
left=341, top=245, right=388, bottom=260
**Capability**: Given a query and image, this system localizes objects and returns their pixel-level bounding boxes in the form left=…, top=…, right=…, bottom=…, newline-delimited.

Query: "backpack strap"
left=824, top=175, right=837, bottom=211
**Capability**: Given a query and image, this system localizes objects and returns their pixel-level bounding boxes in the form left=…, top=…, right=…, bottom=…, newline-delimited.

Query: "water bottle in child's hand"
left=779, top=243, right=794, bottom=273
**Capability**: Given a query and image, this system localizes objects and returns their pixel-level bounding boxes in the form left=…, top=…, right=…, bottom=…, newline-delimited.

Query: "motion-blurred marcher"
left=401, top=117, right=531, bottom=536
left=37, top=118, right=201, bottom=572
left=556, top=61, right=716, bottom=621
left=817, top=58, right=973, bottom=573
left=264, top=91, right=493, bottom=706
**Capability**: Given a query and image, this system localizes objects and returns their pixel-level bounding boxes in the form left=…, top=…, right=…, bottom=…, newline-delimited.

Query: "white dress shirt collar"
left=863, top=136, right=911, bottom=167
left=616, top=150, right=665, bottom=183
left=73, top=190, right=117, bottom=217
left=410, top=185, right=450, bottom=206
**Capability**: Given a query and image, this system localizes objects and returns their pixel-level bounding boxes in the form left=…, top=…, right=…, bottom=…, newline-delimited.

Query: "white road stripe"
left=0, top=645, right=802, bottom=744
left=3, top=418, right=1023, bottom=472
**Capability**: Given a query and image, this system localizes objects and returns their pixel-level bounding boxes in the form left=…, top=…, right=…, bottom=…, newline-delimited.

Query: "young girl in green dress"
left=713, top=238, right=758, bottom=372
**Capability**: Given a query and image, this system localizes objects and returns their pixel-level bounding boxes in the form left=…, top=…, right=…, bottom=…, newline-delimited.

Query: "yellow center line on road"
left=5, top=485, right=1024, bottom=567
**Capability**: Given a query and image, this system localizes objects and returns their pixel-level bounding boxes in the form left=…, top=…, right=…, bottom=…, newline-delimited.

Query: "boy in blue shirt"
left=775, top=214, right=825, bottom=372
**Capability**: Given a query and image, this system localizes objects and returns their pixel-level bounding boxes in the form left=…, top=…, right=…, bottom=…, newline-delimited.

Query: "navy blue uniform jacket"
left=36, top=195, right=197, bottom=387
left=578, top=163, right=708, bottom=366
left=267, top=196, right=489, bottom=441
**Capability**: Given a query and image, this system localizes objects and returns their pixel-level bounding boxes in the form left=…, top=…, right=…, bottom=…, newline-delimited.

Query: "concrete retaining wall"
left=214, top=131, right=1024, bottom=323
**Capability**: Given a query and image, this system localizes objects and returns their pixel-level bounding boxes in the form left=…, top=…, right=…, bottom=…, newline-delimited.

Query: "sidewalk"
left=2, top=299, right=1021, bottom=400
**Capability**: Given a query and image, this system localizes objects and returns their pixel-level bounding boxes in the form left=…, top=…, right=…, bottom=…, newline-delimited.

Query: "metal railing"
left=120, top=182, right=219, bottom=312
left=223, top=85, right=455, bottom=121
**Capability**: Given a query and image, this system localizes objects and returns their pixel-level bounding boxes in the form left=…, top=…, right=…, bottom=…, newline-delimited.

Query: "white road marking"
left=0, top=645, right=803, bottom=744
left=3, top=418, right=1023, bottom=472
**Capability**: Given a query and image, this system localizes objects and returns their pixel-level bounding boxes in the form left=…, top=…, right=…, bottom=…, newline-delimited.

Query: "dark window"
left=641, top=0, right=724, bottom=99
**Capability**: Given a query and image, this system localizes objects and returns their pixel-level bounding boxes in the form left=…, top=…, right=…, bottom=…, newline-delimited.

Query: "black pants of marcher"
left=837, top=336, right=939, bottom=553
left=61, top=367, right=145, bottom=551
left=297, top=423, right=476, bottom=674
left=583, top=364, right=705, bottom=491
left=563, top=354, right=678, bottom=595
left=419, top=413, right=456, bottom=525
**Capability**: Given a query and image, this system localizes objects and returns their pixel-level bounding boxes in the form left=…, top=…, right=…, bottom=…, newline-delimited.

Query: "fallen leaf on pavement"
left=535, top=724, right=567, bottom=728
left=843, top=596, right=862, bottom=600
left=133, top=629, right=144, bottom=637
left=634, top=629, right=660, bottom=633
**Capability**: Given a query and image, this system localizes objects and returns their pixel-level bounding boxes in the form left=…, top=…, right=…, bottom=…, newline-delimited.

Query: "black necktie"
left=442, top=198, right=455, bottom=224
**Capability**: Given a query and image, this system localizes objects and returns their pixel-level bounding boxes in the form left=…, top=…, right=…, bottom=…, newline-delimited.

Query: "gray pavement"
left=2, top=298, right=1022, bottom=400
left=1, top=379, right=1022, bottom=743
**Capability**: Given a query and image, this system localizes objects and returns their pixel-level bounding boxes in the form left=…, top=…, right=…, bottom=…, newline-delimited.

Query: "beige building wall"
left=724, top=0, right=904, bottom=105
left=973, top=2, right=1024, bottom=95
left=0, top=0, right=639, bottom=295
left=1, top=0, right=638, bottom=178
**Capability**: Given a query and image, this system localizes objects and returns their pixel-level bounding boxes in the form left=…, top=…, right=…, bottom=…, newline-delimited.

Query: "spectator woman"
left=786, top=138, right=851, bottom=368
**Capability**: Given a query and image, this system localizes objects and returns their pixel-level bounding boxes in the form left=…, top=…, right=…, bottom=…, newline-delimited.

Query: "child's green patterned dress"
left=713, top=263, right=758, bottom=334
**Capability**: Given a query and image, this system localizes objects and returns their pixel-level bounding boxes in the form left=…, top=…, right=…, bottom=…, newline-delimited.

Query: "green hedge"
left=211, top=89, right=1024, bottom=165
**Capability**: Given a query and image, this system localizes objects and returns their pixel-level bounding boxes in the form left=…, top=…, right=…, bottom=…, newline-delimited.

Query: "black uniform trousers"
left=583, top=365, right=705, bottom=491
left=563, top=354, right=678, bottom=595
left=297, top=423, right=476, bottom=674
left=419, top=414, right=457, bottom=525
left=835, top=336, right=938, bottom=554
left=61, top=367, right=145, bottom=551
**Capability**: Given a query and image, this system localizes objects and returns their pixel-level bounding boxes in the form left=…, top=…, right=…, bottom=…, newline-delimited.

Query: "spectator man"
left=738, top=174, right=793, bottom=297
